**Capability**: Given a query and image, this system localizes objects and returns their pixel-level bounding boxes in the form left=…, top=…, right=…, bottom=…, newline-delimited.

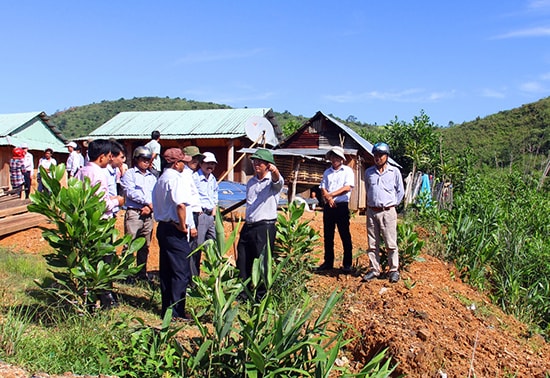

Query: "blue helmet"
left=372, top=142, right=391, bottom=156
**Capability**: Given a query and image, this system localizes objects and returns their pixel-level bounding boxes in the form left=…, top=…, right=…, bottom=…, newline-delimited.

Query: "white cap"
left=66, top=141, right=77, bottom=148
left=202, top=152, right=218, bottom=164
left=20, top=142, right=29, bottom=149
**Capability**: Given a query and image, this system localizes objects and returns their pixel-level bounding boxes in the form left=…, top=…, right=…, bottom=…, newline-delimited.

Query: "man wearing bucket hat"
left=237, top=148, right=284, bottom=298
left=152, top=147, right=194, bottom=321
left=317, top=146, right=355, bottom=273
left=362, top=142, right=404, bottom=284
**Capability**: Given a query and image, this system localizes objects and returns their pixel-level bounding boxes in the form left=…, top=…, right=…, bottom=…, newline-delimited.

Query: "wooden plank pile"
left=0, top=188, right=46, bottom=237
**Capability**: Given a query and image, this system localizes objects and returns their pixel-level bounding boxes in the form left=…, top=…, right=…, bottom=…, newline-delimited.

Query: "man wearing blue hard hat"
left=362, top=142, right=404, bottom=284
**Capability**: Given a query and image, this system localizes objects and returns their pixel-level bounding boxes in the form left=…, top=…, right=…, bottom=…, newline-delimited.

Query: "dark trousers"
left=23, top=171, right=31, bottom=198
left=157, top=221, right=191, bottom=319
left=323, top=202, right=353, bottom=267
left=236, top=221, right=276, bottom=282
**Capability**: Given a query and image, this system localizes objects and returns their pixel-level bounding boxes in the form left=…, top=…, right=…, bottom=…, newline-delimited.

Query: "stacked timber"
left=0, top=190, right=46, bottom=237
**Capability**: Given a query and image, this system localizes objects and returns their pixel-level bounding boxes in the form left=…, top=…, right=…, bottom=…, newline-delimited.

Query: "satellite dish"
left=244, top=116, right=279, bottom=147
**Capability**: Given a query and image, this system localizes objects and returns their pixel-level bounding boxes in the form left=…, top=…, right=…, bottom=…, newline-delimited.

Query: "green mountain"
left=439, top=96, right=550, bottom=166
left=50, top=95, right=550, bottom=169
left=49, top=96, right=308, bottom=139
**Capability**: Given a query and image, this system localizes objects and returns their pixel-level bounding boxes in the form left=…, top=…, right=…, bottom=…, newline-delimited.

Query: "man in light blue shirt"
left=236, top=149, right=284, bottom=298
left=121, top=146, right=157, bottom=282
left=193, top=152, right=219, bottom=246
left=362, top=142, right=404, bottom=284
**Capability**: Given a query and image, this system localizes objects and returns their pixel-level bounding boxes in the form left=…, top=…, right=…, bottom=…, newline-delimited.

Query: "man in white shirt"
left=144, top=130, right=161, bottom=177
left=152, top=148, right=195, bottom=321
left=317, top=146, right=355, bottom=273
left=65, top=141, right=80, bottom=178
left=20, top=143, right=33, bottom=198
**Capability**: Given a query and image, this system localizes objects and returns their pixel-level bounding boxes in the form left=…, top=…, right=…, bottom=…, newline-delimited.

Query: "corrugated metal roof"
left=0, top=111, right=68, bottom=152
left=282, top=111, right=401, bottom=167
left=87, top=108, right=281, bottom=143
left=0, top=112, right=43, bottom=135
left=321, top=112, right=401, bottom=167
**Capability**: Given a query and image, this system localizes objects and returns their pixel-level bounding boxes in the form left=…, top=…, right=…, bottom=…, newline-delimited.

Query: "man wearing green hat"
left=237, top=148, right=284, bottom=298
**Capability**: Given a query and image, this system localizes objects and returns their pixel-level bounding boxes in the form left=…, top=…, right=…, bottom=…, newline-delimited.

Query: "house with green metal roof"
left=0, top=112, right=68, bottom=189
left=85, top=108, right=283, bottom=183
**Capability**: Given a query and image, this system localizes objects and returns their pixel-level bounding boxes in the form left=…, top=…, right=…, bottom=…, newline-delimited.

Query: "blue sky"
left=1, top=1, right=549, bottom=126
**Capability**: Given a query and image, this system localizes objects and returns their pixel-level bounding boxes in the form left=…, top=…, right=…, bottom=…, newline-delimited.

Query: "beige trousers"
left=366, top=207, right=399, bottom=273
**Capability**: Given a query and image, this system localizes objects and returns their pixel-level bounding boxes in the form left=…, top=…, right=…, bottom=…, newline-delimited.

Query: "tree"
left=385, top=110, right=439, bottom=177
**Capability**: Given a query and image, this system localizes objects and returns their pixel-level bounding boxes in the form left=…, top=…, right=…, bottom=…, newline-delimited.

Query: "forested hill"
left=50, top=97, right=231, bottom=139
left=50, top=95, right=550, bottom=168
left=439, top=96, right=550, bottom=166
left=49, top=97, right=308, bottom=139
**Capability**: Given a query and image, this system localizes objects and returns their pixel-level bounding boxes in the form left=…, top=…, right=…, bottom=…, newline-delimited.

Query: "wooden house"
left=269, top=111, right=400, bottom=211
left=0, top=112, right=68, bottom=190
left=83, top=108, right=282, bottom=184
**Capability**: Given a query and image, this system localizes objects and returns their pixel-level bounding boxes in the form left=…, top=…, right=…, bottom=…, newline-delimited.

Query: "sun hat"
left=163, top=148, right=191, bottom=164
left=183, top=145, right=202, bottom=158
left=250, top=148, right=275, bottom=165
left=65, top=141, right=77, bottom=148
left=202, top=152, right=218, bottom=164
left=326, top=146, right=346, bottom=160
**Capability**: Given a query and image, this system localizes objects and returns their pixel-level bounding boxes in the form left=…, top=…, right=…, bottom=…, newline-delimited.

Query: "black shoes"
left=360, top=271, right=400, bottom=283
left=100, top=292, right=119, bottom=309
left=341, top=265, right=352, bottom=273
left=316, top=263, right=334, bottom=272
left=388, top=271, right=400, bottom=283
left=361, top=271, right=379, bottom=282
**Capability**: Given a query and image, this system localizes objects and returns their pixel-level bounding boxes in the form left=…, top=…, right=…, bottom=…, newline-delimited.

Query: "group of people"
left=8, top=141, right=87, bottom=197
left=10, top=133, right=405, bottom=319
left=8, top=143, right=35, bottom=198
left=71, top=134, right=222, bottom=316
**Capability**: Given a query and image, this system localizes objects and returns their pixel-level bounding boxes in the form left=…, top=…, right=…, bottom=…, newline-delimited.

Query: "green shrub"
left=28, top=164, right=142, bottom=312
left=111, top=310, right=184, bottom=377
left=181, top=209, right=396, bottom=377
left=274, top=201, right=321, bottom=309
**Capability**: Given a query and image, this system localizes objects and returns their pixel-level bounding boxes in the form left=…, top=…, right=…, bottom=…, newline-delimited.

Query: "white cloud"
left=528, top=0, right=550, bottom=10
left=324, top=89, right=455, bottom=103
left=519, top=81, right=547, bottom=92
left=174, top=49, right=264, bottom=64
left=181, top=88, right=275, bottom=105
left=493, top=27, right=550, bottom=39
left=480, top=88, right=507, bottom=98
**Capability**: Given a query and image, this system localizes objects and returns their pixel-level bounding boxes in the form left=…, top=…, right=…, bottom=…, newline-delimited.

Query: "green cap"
left=183, top=145, right=202, bottom=157
left=250, top=148, right=275, bottom=165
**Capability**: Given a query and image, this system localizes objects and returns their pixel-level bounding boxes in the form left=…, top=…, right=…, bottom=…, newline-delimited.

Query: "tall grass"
left=443, top=169, right=550, bottom=335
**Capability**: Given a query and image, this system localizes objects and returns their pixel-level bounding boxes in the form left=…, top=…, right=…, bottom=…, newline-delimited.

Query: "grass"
left=0, top=249, right=171, bottom=375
